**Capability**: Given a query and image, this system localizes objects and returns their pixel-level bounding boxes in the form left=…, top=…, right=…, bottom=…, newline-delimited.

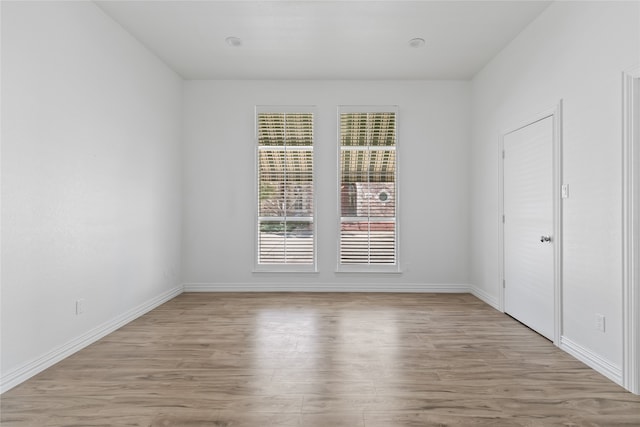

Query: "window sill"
left=253, top=267, right=318, bottom=274
left=335, top=265, right=402, bottom=274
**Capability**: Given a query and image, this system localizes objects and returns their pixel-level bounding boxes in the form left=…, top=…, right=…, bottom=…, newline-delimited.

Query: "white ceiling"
left=95, top=1, right=552, bottom=80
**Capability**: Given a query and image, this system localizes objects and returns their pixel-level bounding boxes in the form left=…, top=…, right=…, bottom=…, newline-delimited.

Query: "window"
left=338, top=106, right=398, bottom=269
left=256, top=107, right=315, bottom=271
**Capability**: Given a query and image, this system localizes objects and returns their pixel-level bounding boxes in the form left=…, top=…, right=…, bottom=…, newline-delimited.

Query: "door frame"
left=622, top=67, right=640, bottom=394
left=498, top=100, right=563, bottom=346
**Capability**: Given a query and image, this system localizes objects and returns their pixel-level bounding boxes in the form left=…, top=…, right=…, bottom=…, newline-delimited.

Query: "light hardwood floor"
left=2, top=293, right=640, bottom=426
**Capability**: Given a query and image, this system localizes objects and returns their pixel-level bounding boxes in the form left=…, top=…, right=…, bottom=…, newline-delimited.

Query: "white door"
left=504, top=116, right=555, bottom=341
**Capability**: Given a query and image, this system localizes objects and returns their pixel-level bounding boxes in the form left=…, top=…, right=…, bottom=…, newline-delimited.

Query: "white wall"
left=470, top=1, right=640, bottom=376
left=182, top=80, right=471, bottom=290
left=1, top=2, right=183, bottom=390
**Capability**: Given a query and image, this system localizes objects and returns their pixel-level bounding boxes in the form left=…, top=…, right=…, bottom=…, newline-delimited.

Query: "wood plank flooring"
left=2, top=293, right=639, bottom=426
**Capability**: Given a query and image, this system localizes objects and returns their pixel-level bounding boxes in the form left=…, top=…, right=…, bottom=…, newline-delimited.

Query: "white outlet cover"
left=595, top=313, right=605, bottom=332
left=76, top=299, right=85, bottom=315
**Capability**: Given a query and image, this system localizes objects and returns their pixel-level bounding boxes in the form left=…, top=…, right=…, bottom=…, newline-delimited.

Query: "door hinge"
left=502, top=214, right=505, bottom=223
left=503, top=279, right=506, bottom=288
left=502, top=150, right=505, bottom=159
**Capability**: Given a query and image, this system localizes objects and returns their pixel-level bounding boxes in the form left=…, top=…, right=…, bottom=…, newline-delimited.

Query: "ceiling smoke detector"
left=225, top=36, right=242, bottom=47
left=408, top=37, right=426, bottom=48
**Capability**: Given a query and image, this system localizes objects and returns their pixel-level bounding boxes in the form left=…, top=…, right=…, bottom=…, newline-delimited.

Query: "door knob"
left=540, top=235, right=552, bottom=243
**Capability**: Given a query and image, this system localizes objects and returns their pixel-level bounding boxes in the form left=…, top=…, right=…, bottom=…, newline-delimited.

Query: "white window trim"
left=254, top=105, right=318, bottom=273
left=336, top=105, right=401, bottom=273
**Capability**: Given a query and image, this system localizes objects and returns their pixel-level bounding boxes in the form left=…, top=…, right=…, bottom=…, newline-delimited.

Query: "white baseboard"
left=469, top=286, right=500, bottom=310
left=183, top=282, right=472, bottom=293
left=0, top=285, right=184, bottom=394
left=560, top=336, right=623, bottom=386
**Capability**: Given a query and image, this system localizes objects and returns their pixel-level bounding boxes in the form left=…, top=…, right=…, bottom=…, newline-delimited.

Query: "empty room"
left=2, top=0, right=640, bottom=425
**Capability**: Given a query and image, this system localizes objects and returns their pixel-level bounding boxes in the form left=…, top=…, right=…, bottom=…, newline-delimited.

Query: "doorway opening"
left=622, top=69, right=640, bottom=394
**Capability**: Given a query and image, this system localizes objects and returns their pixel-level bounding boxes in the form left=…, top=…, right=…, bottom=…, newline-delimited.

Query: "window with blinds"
left=339, top=108, right=397, bottom=267
left=256, top=109, right=315, bottom=270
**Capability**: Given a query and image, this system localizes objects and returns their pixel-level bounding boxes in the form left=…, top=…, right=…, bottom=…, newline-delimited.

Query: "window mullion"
left=367, top=113, right=372, bottom=265
left=367, top=144, right=372, bottom=265
left=283, top=114, right=288, bottom=263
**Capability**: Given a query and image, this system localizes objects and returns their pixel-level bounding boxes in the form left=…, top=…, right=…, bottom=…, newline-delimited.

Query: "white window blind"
left=256, top=109, right=315, bottom=269
left=339, top=108, right=397, bottom=267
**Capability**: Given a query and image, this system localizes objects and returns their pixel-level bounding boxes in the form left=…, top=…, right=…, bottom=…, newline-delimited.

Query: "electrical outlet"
left=76, top=299, right=85, bottom=315
left=595, top=313, right=605, bottom=332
